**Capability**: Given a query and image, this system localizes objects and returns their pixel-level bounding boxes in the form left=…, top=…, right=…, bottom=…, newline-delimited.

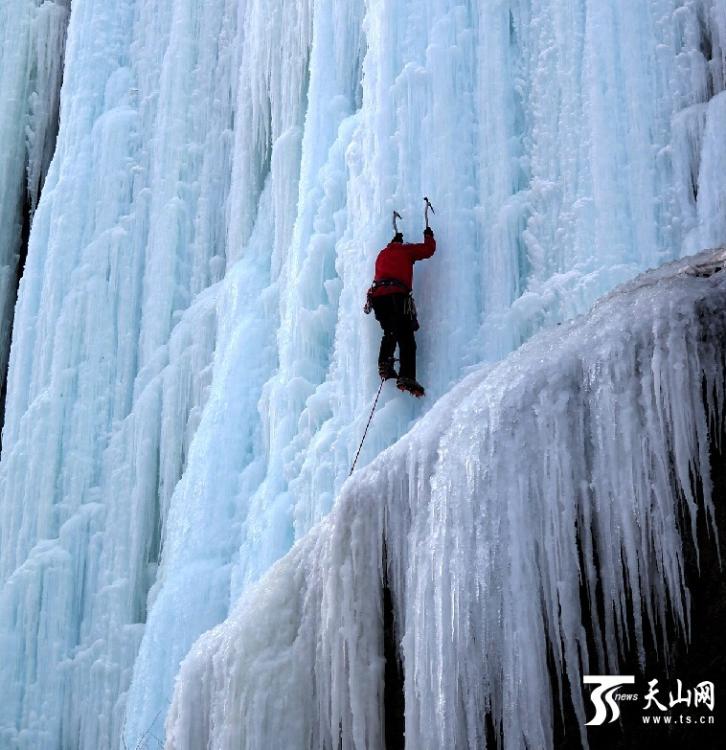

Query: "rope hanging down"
left=349, top=377, right=385, bottom=475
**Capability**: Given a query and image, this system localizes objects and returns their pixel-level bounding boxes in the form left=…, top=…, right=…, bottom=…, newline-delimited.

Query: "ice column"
left=0, top=0, right=70, bottom=414
left=0, top=0, right=239, bottom=747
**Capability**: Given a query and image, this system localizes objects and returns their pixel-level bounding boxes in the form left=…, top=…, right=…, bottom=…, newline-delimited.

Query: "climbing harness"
left=363, top=287, right=418, bottom=330
left=372, top=278, right=410, bottom=292
left=364, top=278, right=410, bottom=314
left=349, top=377, right=386, bottom=475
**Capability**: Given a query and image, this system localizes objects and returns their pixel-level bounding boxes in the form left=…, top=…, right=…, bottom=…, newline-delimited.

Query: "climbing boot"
left=378, top=360, right=397, bottom=381
left=396, top=376, right=425, bottom=397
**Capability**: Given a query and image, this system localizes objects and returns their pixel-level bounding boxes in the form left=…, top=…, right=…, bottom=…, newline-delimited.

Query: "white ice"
left=0, top=1, right=723, bottom=748
left=165, top=252, right=726, bottom=750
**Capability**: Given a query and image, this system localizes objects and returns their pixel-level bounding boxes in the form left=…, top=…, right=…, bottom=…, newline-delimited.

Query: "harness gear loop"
left=404, top=294, right=419, bottom=331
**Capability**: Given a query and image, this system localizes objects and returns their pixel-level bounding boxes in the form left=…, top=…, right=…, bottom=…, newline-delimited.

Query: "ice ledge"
left=163, top=250, right=726, bottom=750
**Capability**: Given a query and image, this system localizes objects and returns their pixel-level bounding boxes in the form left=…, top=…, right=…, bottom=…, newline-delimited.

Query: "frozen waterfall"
left=164, top=250, right=726, bottom=750
left=0, top=0, right=724, bottom=748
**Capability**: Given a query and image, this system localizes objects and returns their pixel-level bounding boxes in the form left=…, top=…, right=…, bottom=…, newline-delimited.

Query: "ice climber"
left=364, top=219, right=436, bottom=398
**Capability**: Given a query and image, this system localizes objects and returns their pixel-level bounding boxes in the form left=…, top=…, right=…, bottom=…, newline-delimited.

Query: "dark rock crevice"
left=382, top=540, right=405, bottom=750
left=0, top=184, right=33, bottom=451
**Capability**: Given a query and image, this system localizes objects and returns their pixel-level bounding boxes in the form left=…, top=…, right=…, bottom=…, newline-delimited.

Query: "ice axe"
left=423, top=196, right=435, bottom=229
left=392, top=210, right=402, bottom=235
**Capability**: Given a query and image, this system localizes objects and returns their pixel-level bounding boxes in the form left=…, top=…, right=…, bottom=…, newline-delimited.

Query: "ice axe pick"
left=392, top=210, right=402, bottom=235
left=424, top=196, right=435, bottom=229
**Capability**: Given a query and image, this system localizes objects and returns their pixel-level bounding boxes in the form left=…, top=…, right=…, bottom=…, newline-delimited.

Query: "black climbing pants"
left=370, top=293, right=417, bottom=380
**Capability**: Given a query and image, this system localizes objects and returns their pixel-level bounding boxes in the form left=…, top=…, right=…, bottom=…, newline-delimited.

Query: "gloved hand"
left=423, top=226, right=434, bottom=237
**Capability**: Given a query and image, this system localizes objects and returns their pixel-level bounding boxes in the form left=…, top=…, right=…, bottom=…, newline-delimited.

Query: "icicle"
left=165, top=253, right=726, bottom=750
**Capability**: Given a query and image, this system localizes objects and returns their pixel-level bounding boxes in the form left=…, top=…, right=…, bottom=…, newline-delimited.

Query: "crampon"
left=396, top=377, right=425, bottom=397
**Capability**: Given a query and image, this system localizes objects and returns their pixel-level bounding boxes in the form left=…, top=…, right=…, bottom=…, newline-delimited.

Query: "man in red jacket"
left=366, top=226, right=436, bottom=397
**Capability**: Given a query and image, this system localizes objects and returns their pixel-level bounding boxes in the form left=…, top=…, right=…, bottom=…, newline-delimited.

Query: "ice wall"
left=0, top=0, right=69, bottom=416
left=165, top=251, right=726, bottom=750
left=0, top=0, right=238, bottom=745
left=0, top=1, right=724, bottom=749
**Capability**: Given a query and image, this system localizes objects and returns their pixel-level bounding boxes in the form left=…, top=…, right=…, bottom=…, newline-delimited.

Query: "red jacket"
left=371, top=233, right=436, bottom=296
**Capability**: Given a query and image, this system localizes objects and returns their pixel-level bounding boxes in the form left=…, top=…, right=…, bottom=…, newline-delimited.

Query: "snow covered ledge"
left=164, top=250, right=726, bottom=750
